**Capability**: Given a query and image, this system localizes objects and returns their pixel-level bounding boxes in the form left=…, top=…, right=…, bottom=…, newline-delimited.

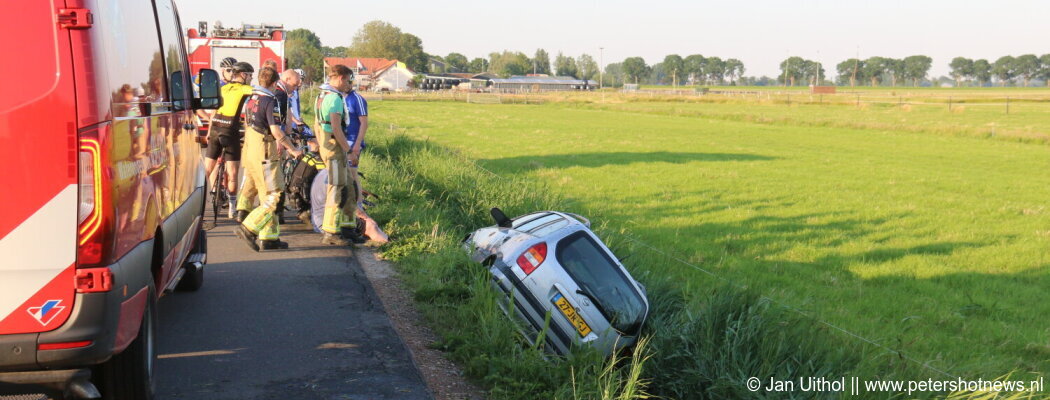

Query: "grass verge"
left=361, top=131, right=949, bottom=399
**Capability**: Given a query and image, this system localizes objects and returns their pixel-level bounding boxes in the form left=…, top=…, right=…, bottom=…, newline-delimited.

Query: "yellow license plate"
left=552, top=293, right=592, bottom=337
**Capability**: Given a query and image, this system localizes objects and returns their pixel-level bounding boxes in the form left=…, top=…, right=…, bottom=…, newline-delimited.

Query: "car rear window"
left=555, top=231, right=646, bottom=335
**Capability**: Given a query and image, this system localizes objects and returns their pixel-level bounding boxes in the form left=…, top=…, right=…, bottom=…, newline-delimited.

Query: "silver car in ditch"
left=463, top=209, right=650, bottom=356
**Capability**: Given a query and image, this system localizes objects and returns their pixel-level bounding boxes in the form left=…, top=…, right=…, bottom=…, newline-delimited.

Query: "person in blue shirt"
left=342, top=87, right=388, bottom=244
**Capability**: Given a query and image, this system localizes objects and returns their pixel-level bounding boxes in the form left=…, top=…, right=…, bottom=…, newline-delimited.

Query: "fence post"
left=856, top=94, right=860, bottom=107
left=1006, top=97, right=1010, bottom=115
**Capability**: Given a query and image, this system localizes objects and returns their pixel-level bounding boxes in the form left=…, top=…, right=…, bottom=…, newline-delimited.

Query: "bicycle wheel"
left=212, top=162, right=226, bottom=223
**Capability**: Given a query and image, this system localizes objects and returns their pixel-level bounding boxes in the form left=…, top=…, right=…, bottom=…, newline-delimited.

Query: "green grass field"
left=365, top=91, right=1050, bottom=381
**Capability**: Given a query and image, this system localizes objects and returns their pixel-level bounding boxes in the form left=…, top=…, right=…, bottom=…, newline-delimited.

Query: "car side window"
left=154, top=0, right=190, bottom=112
left=96, top=0, right=166, bottom=117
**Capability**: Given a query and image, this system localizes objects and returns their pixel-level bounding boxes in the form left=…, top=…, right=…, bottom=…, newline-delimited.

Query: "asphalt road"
left=154, top=213, right=430, bottom=400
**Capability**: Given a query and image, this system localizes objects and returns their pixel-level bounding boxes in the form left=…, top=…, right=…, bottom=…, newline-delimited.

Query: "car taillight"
left=516, top=242, right=547, bottom=275
left=77, top=134, right=109, bottom=267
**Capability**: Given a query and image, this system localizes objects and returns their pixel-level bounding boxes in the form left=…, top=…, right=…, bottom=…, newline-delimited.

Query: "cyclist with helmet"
left=205, top=61, right=254, bottom=217
left=219, top=56, right=238, bottom=85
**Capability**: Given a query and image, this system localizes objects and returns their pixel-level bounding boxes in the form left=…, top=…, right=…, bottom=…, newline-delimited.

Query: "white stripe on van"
left=0, top=184, right=76, bottom=320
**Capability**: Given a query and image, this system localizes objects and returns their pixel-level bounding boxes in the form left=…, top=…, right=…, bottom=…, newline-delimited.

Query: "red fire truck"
left=187, top=21, right=285, bottom=79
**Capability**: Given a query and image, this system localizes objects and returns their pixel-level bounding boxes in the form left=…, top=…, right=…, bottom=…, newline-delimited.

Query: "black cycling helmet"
left=232, top=62, right=255, bottom=74
left=220, top=57, right=238, bottom=69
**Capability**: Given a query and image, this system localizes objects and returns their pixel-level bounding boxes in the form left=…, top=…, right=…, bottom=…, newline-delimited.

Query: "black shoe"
left=260, top=239, right=289, bottom=250
left=320, top=232, right=351, bottom=246
left=341, top=228, right=368, bottom=244
left=235, top=225, right=260, bottom=252
left=236, top=210, right=250, bottom=223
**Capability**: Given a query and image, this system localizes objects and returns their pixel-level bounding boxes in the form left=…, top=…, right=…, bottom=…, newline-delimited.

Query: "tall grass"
left=362, top=132, right=934, bottom=399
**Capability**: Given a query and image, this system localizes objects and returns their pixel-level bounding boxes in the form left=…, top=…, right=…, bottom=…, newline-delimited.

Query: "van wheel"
left=95, top=286, right=157, bottom=400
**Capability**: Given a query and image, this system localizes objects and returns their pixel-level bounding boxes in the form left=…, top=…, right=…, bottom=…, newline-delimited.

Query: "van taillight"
left=517, top=242, right=547, bottom=275
left=77, top=136, right=109, bottom=267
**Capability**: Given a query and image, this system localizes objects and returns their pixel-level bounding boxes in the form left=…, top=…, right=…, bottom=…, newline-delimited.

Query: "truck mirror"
left=194, top=69, right=222, bottom=110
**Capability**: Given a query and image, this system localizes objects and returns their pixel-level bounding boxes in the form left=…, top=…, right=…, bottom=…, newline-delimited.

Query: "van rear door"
left=0, top=0, right=80, bottom=334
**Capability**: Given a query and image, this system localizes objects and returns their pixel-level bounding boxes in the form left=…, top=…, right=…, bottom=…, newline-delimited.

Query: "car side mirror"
left=491, top=207, right=512, bottom=228
left=194, top=68, right=222, bottom=110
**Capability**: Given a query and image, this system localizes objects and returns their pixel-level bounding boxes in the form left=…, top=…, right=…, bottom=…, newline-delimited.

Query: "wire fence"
left=357, top=87, right=1050, bottom=116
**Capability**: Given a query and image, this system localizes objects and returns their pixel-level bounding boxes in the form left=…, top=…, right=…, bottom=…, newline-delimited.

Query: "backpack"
left=285, top=152, right=326, bottom=213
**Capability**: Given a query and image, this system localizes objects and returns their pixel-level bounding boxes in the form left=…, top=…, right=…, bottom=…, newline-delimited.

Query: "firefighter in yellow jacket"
left=234, top=67, right=303, bottom=251
left=313, top=65, right=356, bottom=246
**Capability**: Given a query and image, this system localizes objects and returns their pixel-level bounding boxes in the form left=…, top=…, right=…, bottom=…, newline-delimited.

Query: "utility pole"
left=851, top=45, right=859, bottom=88
left=599, top=47, right=604, bottom=88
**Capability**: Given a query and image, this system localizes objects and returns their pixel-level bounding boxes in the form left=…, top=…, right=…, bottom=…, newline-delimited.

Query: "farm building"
left=490, top=76, right=598, bottom=92
left=323, top=57, right=415, bottom=91
left=419, top=73, right=495, bottom=91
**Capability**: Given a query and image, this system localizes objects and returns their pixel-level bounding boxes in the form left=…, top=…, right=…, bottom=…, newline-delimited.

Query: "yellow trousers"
left=240, top=159, right=284, bottom=240
left=320, top=155, right=357, bottom=234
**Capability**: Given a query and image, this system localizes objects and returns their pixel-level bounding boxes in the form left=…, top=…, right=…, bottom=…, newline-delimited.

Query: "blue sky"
left=176, top=0, right=1050, bottom=78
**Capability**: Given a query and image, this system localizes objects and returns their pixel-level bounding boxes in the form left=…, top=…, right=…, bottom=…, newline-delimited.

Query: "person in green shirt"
left=313, top=65, right=356, bottom=246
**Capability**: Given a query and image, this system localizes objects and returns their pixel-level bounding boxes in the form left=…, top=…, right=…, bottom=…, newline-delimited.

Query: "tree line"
left=285, top=21, right=1050, bottom=87
left=948, top=55, right=1050, bottom=87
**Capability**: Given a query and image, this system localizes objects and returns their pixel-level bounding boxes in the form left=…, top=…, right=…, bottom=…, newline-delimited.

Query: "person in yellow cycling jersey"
left=205, top=61, right=254, bottom=217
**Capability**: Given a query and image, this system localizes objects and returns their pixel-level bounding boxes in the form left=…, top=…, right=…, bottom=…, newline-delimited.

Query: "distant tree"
left=903, top=55, right=932, bottom=86
left=649, top=62, right=667, bottom=85
left=779, top=56, right=807, bottom=86
left=799, top=60, right=824, bottom=85
left=705, top=56, right=726, bottom=85
left=532, top=49, right=552, bottom=75
left=468, top=57, right=489, bottom=73
left=662, top=54, right=685, bottom=86
left=445, top=53, right=468, bottom=72
left=684, top=54, right=705, bottom=84
left=992, top=55, right=1016, bottom=86
left=883, top=58, right=904, bottom=86
left=724, top=58, right=745, bottom=85
left=348, top=21, right=428, bottom=72
left=1041, top=54, right=1050, bottom=87
left=862, top=57, right=888, bottom=86
left=973, top=59, right=992, bottom=86
left=1014, top=54, right=1040, bottom=87
left=836, top=58, right=864, bottom=86
left=322, top=46, right=349, bottom=57
left=949, top=57, right=974, bottom=87
left=576, top=54, right=599, bottom=81
left=554, top=52, right=578, bottom=78
left=622, top=57, right=649, bottom=84
left=604, top=62, right=625, bottom=87
left=489, top=51, right=531, bottom=77
left=285, top=28, right=324, bottom=84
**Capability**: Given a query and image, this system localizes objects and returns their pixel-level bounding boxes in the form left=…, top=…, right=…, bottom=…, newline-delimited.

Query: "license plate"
left=552, top=292, right=592, bottom=337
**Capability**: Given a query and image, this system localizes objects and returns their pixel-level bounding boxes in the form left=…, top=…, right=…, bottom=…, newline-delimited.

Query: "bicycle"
left=211, top=159, right=229, bottom=224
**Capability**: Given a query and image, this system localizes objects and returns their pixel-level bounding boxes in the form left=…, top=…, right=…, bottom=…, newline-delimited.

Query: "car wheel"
left=95, top=285, right=157, bottom=400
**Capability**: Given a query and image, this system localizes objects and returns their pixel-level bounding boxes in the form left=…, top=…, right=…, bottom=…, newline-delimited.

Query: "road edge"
left=352, top=245, right=487, bottom=400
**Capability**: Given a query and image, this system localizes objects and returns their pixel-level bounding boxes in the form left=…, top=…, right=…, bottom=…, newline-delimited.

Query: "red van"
left=0, top=0, right=221, bottom=398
